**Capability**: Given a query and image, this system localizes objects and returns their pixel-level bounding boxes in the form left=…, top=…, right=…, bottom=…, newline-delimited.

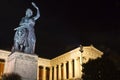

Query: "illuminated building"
left=0, top=45, right=103, bottom=80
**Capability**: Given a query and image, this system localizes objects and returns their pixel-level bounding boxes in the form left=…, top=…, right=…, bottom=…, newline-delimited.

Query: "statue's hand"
left=14, top=27, right=18, bottom=31
left=14, top=27, right=21, bottom=31
left=32, top=2, right=38, bottom=9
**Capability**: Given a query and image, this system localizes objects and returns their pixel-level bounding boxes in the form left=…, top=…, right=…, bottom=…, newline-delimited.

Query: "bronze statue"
left=12, top=2, right=40, bottom=54
left=12, top=28, right=28, bottom=52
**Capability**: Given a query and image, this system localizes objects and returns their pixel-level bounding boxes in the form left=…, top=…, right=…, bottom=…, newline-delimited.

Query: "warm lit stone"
left=5, top=52, right=38, bottom=80
left=0, top=45, right=103, bottom=80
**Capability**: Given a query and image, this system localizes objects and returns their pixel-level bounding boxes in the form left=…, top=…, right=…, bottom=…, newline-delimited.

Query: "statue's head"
left=26, top=8, right=33, bottom=17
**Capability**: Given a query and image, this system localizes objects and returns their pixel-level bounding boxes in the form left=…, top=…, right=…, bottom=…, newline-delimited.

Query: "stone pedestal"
left=5, top=52, right=38, bottom=80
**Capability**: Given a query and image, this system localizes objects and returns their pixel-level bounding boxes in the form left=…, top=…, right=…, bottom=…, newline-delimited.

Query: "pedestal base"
left=5, top=52, right=38, bottom=80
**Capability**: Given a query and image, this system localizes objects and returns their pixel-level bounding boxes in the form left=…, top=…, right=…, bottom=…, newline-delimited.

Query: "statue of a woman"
left=14, top=2, right=40, bottom=54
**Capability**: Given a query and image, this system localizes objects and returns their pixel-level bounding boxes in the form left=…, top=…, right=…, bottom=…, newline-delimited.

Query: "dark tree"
left=82, top=54, right=120, bottom=80
left=2, top=73, right=21, bottom=80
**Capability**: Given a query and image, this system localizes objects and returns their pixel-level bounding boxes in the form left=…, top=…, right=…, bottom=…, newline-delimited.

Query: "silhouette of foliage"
left=2, top=73, right=21, bottom=80
left=82, top=54, right=120, bottom=80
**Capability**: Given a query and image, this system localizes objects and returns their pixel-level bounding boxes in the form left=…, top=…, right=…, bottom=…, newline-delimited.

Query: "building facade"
left=0, top=45, right=103, bottom=80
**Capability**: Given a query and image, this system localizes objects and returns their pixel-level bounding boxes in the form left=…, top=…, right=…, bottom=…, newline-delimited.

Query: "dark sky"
left=0, top=0, right=120, bottom=59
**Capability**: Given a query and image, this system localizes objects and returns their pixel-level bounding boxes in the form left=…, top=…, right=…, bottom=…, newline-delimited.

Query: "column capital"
left=59, top=63, right=62, bottom=66
left=49, top=66, right=52, bottom=68
left=53, top=65, right=57, bottom=68
left=43, top=66, right=46, bottom=68
left=69, top=59, right=73, bottom=62
left=73, top=58, right=77, bottom=62
left=63, top=61, right=67, bottom=64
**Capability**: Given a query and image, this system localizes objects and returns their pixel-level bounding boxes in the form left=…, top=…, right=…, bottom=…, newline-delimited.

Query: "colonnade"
left=39, top=57, right=82, bottom=80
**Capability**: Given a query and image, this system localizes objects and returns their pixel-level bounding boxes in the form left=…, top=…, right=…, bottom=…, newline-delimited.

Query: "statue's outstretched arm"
left=14, top=23, right=28, bottom=31
left=32, top=2, right=40, bottom=20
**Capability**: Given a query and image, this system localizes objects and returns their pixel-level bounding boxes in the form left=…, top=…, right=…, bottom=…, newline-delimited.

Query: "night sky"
left=0, top=0, right=120, bottom=59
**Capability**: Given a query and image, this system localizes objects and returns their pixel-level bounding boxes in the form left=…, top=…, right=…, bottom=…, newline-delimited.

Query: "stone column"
left=80, top=52, right=83, bottom=74
left=54, top=65, right=57, bottom=80
left=74, top=58, right=79, bottom=78
left=68, top=60, right=73, bottom=79
left=58, top=64, right=61, bottom=80
left=80, top=52, right=82, bottom=65
left=78, top=57, right=83, bottom=78
left=74, top=58, right=82, bottom=78
left=37, top=65, right=39, bottom=80
left=63, top=62, right=67, bottom=79
left=42, top=66, right=46, bottom=80
left=49, top=67, right=52, bottom=80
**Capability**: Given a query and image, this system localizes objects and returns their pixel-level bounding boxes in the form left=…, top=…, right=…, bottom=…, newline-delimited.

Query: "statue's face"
left=26, top=9, right=33, bottom=17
